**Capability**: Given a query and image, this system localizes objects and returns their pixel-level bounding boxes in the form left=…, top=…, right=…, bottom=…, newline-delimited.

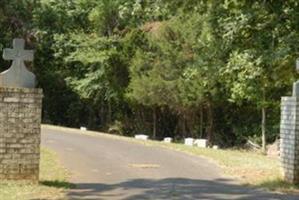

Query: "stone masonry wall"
left=280, top=97, right=299, bottom=183
left=0, top=87, right=43, bottom=181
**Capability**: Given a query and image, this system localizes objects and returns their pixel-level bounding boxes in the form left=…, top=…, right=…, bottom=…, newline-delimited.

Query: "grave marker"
left=194, top=139, right=208, bottom=148
left=135, top=135, right=149, bottom=140
left=163, top=137, right=172, bottom=143
left=184, top=138, right=194, bottom=146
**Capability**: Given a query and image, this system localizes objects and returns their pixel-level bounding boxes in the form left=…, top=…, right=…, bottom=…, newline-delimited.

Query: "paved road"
left=41, top=127, right=298, bottom=200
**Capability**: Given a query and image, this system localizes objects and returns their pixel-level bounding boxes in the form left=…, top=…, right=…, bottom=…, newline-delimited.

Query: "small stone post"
left=280, top=60, right=299, bottom=183
left=0, top=39, right=43, bottom=182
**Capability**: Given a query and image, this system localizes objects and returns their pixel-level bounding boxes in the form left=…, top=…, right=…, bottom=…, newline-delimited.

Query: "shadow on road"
left=67, top=178, right=298, bottom=200
left=40, top=180, right=75, bottom=189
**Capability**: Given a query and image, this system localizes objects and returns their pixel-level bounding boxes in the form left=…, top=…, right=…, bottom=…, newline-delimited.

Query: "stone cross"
left=0, top=38, right=36, bottom=88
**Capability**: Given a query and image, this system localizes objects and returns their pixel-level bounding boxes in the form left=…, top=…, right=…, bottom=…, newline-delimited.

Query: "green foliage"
left=1, top=0, right=299, bottom=145
left=224, top=50, right=264, bottom=103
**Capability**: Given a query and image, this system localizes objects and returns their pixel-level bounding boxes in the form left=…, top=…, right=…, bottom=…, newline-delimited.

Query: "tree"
left=221, top=1, right=297, bottom=152
left=126, top=2, right=228, bottom=142
left=1, top=0, right=295, bottom=146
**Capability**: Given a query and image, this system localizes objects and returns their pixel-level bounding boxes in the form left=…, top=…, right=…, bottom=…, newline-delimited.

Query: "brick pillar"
left=0, top=87, right=43, bottom=182
left=280, top=97, right=299, bottom=183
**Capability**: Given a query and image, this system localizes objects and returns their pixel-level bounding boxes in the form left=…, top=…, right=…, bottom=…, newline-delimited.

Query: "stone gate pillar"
left=280, top=96, right=299, bottom=183
left=0, top=38, right=43, bottom=182
left=0, top=88, right=43, bottom=181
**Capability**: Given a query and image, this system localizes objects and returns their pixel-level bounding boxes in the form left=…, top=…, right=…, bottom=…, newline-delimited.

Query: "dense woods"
left=1, top=0, right=299, bottom=148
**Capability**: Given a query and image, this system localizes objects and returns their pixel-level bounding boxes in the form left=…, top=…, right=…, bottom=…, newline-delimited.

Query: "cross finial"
left=0, top=38, right=36, bottom=88
left=3, top=38, right=34, bottom=63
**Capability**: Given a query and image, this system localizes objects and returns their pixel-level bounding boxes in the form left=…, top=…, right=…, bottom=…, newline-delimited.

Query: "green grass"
left=0, top=148, right=73, bottom=200
left=150, top=141, right=299, bottom=194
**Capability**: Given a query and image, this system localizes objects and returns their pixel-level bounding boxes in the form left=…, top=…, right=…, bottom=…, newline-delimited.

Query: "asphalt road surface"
left=41, top=126, right=298, bottom=200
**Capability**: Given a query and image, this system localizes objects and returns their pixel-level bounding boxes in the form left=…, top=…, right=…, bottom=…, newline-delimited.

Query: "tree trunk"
left=182, top=114, right=187, bottom=138
left=152, top=107, right=157, bottom=139
left=179, top=113, right=187, bottom=138
left=88, top=106, right=94, bottom=129
left=187, top=110, right=194, bottom=138
left=206, top=102, right=213, bottom=146
left=200, top=106, right=203, bottom=138
left=107, top=100, right=112, bottom=124
left=100, top=98, right=105, bottom=125
left=184, top=110, right=191, bottom=137
left=262, top=107, right=267, bottom=154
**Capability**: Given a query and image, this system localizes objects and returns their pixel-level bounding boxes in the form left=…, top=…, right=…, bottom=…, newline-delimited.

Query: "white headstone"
left=184, top=138, right=194, bottom=146
left=213, top=145, right=219, bottom=150
left=0, top=39, right=36, bottom=88
left=194, top=139, right=208, bottom=148
left=135, top=135, right=149, bottom=140
left=80, top=127, right=87, bottom=131
left=163, top=137, right=172, bottom=143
